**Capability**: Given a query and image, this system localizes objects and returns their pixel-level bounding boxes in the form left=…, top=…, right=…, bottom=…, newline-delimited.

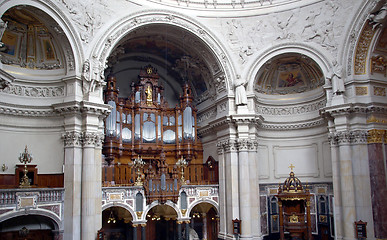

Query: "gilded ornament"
left=371, top=56, right=386, bottom=76
left=136, top=211, right=143, bottom=218
left=354, top=22, right=376, bottom=75
left=374, top=86, right=386, bottom=96
left=367, top=129, right=385, bottom=144
left=356, top=87, right=368, bottom=95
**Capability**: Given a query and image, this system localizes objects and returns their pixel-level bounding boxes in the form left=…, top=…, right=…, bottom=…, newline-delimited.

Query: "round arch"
left=0, top=0, right=83, bottom=75
left=245, top=42, right=332, bottom=92
left=88, top=9, right=236, bottom=97
left=187, top=199, right=219, bottom=217
left=102, top=202, right=136, bottom=221
left=143, top=201, right=181, bottom=221
left=0, top=209, right=62, bottom=230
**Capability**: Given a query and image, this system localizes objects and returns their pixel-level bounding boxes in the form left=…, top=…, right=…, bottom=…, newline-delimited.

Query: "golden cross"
left=289, top=164, right=295, bottom=171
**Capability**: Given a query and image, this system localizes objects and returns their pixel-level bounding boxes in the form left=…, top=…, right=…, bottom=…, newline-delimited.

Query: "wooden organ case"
left=102, top=65, right=212, bottom=203
left=277, top=170, right=312, bottom=240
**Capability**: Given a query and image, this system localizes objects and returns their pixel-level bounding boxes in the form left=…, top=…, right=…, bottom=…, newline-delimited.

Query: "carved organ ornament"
left=103, top=65, right=208, bottom=203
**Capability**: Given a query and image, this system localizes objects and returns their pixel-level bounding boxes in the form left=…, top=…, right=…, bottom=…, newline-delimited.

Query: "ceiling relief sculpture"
left=255, top=54, right=324, bottom=95
left=0, top=7, right=66, bottom=71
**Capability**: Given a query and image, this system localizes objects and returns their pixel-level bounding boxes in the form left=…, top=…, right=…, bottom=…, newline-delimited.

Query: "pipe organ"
left=103, top=65, right=212, bottom=203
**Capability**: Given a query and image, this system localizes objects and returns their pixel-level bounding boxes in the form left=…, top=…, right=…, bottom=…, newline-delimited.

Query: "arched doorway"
left=189, top=202, right=219, bottom=240
left=0, top=215, right=59, bottom=240
left=102, top=206, right=134, bottom=239
left=145, top=204, right=178, bottom=240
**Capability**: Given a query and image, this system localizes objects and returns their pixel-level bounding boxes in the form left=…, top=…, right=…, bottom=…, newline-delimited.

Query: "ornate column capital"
left=62, top=131, right=82, bottom=148
left=82, top=132, right=104, bottom=148
left=217, top=139, right=238, bottom=153
left=367, top=129, right=385, bottom=144
left=62, top=131, right=104, bottom=148
left=329, top=130, right=369, bottom=146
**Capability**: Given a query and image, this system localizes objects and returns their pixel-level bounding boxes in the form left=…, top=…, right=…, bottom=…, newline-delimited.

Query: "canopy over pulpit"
left=277, top=166, right=312, bottom=240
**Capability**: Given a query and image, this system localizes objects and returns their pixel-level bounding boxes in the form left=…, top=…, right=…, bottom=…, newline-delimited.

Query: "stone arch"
left=245, top=43, right=332, bottom=93
left=0, top=0, right=82, bottom=74
left=102, top=202, right=136, bottom=221
left=0, top=209, right=61, bottom=230
left=187, top=199, right=219, bottom=217
left=143, top=201, right=181, bottom=221
left=88, top=10, right=235, bottom=98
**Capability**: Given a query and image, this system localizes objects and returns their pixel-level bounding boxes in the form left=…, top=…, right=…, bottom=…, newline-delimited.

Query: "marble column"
left=132, top=224, right=138, bottom=240
left=337, top=132, right=357, bottom=240
left=218, top=139, right=239, bottom=238
left=63, top=131, right=82, bottom=240
left=216, top=142, right=227, bottom=238
left=202, top=213, right=208, bottom=240
left=81, top=132, right=103, bottom=240
left=238, top=139, right=252, bottom=238
left=329, top=134, right=343, bottom=240
left=141, top=224, right=146, bottom=240
left=185, top=221, right=190, bottom=240
left=177, top=221, right=182, bottom=240
left=368, top=129, right=387, bottom=239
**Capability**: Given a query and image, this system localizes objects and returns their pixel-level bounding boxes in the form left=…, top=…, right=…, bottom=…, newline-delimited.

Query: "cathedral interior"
left=0, top=0, right=387, bottom=240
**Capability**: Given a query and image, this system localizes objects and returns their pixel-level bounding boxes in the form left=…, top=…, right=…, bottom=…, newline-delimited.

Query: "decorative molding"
left=197, top=107, right=217, bottom=124
left=374, top=86, right=386, bottom=96
left=0, top=106, right=56, bottom=117
left=371, top=55, right=387, bottom=76
left=355, top=86, right=368, bottom=95
left=261, top=119, right=326, bottom=130
left=347, top=1, right=379, bottom=76
left=354, top=21, right=376, bottom=75
left=0, top=84, right=65, bottom=98
left=256, top=99, right=326, bottom=116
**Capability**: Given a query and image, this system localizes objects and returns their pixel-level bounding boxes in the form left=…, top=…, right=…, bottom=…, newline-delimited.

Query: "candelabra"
left=132, top=155, right=146, bottom=186
left=176, top=156, right=188, bottom=184
left=19, top=146, right=33, bottom=188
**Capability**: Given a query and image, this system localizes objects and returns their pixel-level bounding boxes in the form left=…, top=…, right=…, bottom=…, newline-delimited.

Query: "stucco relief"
left=220, top=0, right=352, bottom=62
left=256, top=99, right=326, bottom=116
left=58, top=0, right=110, bottom=43
left=0, top=84, right=65, bottom=98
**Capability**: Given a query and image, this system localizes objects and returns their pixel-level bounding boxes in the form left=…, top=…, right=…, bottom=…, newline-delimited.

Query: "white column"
left=238, top=139, right=251, bottom=238
left=63, top=132, right=82, bottom=240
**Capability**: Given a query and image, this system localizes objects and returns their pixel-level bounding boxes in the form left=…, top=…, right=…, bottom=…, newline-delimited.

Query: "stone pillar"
left=132, top=224, right=138, bottom=240
left=217, top=139, right=239, bottom=238
left=63, top=131, right=82, bottom=240
left=368, top=129, right=387, bottom=239
left=216, top=142, right=227, bottom=238
left=185, top=221, right=190, bottom=240
left=328, top=133, right=343, bottom=240
left=177, top=221, right=183, bottom=240
left=202, top=213, right=208, bottom=240
left=141, top=224, right=146, bottom=240
left=238, top=139, right=252, bottom=238
left=336, top=131, right=357, bottom=240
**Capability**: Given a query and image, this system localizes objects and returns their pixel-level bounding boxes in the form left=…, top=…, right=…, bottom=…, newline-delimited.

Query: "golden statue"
left=145, top=85, right=152, bottom=106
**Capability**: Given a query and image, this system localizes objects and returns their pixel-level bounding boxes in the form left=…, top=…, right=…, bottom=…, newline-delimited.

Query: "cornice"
left=261, top=118, right=326, bottom=130
left=53, top=101, right=111, bottom=117
left=0, top=102, right=57, bottom=117
left=321, top=103, right=387, bottom=118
